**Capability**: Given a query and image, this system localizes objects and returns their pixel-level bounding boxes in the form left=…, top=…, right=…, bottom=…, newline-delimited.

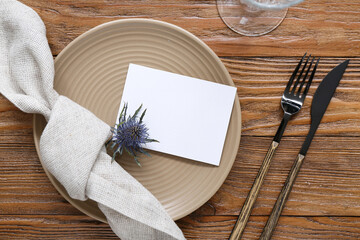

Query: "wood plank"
left=0, top=215, right=118, bottom=240
left=0, top=144, right=89, bottom=216
left=1, top=135, right=360, bottom=217
left=199, top=135, right=360, bottom=216
left=3, top=1, right=360, bottom=239
left=17, top=0, right=360, bottom=57
left=1, top=56, right=359, bottom=218
left=0, top=215, right=359, bottom=239
left=177, top=215, right=360, bottom=239
left=1, top=57, right=359, bottom=136
left=225, top=57, right=360, bottom=136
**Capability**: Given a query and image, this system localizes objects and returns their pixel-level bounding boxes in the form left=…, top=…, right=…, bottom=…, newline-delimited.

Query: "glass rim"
left=242, top=0, right=304, bottom=10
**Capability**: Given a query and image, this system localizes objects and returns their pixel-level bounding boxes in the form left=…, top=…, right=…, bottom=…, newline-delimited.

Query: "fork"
left=229, top=53, right=319, bottom=240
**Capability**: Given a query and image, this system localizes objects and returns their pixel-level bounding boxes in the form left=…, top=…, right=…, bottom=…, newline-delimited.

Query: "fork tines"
left=285, top=53, right=320, bottom=99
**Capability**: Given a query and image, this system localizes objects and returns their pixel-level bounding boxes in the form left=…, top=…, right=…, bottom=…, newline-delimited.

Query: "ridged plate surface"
left=33, top=19, right=241, bottom=222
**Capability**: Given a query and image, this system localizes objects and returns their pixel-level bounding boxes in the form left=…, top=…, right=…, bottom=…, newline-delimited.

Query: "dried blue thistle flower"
left=106, top=103, right=158, bottom=167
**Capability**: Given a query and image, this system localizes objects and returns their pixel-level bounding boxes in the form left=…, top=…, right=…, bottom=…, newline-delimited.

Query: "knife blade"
left=259, top=59, right=349, bottom=240
left=299, top=59, right=349, bottom=156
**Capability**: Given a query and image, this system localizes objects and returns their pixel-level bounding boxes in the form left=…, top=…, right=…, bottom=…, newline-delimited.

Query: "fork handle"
left=229, top=141, right=279, bottom=240
left=273, top=112, right=291, bottom=142
left=260, top=153, right=306, bottom=240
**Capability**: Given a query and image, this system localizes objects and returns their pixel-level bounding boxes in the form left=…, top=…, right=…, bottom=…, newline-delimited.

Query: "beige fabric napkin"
left=0, top=1, right=185, bottom=239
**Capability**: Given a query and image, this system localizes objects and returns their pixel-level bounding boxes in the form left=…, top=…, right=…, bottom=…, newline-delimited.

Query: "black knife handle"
left=259, top=153, right=306, bottom=240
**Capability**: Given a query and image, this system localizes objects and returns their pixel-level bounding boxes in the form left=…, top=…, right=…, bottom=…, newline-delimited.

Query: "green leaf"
left=134, top=157, right=142, bottom=167
left=139, top=148, right=151, bottom=157
left=129, top=147, right=137, bottom=157
left=132, top=104, right=143, bottom=119
left=111, top=142, right=117, bottom=149
left=139, top=108, right=147, bottom=123
left=118, top=103, right=127, bottom=122
left=115, top=145, right=122, bottom=155
left=112, top=147, right=122, bottom=163
left=105, top=138, right=112, bottom=147
left=124, top=147, right=135, bottom=157
left=122, top=103, right=128, bottom=122
left=111, top=153, right=116, bottom=163
left=119, top=146, right=123, bottom=155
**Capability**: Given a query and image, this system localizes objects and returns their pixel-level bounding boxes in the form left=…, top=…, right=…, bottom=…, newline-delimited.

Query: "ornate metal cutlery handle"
left=260, top=154, right=305, bottom=240
left=229, top=141, right=279, bottom=240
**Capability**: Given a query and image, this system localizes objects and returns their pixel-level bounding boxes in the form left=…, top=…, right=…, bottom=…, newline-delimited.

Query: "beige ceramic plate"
left=33, top=19, right=241, bottom=222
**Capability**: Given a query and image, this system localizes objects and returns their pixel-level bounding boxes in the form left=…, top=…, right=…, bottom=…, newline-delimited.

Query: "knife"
left=259, top=60, right=350, bottom=240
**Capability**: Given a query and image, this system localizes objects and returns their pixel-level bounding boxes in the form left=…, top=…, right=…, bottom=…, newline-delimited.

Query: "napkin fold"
left=0, top=1, right=185, bottom=239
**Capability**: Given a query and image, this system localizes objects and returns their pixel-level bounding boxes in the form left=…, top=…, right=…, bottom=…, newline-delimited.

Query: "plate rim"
left=33, top=18, right=241, bottom=222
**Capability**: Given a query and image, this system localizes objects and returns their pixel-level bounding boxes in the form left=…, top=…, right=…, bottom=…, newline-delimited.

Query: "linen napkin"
left=0, top=1, right=185, bottom=239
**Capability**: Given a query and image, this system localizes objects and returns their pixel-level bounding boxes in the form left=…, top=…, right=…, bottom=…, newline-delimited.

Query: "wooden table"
left=1, top=0, right=360, bottom=239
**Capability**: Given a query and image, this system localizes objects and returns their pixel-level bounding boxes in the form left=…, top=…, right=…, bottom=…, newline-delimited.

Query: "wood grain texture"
left=1, top=57, right=360, bottom=137
left=2, top=131, right=360, bottom=239
left=226, top=57, right=360, bottom=136
left=17, top=0, right=360, bottom=57
left=1, top=215, right=360, bottom=240
left=260, top=154, right=305, bottom=240
left=2, top=57, right=360, bottom=239
left=0, top=215, right=118, bottom=240
left=230, top=141, right=279, bottom=240
left=2, top=110, right=360, bottom=218
left=202, top=135, right=360, bottom=217
left=3, top=0, right=360, bottom=239
left=177, top=215, right=360, bottom=239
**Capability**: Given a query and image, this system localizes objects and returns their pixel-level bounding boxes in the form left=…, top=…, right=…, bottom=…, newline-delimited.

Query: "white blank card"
left=118, top=64, right=236, bottom=166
